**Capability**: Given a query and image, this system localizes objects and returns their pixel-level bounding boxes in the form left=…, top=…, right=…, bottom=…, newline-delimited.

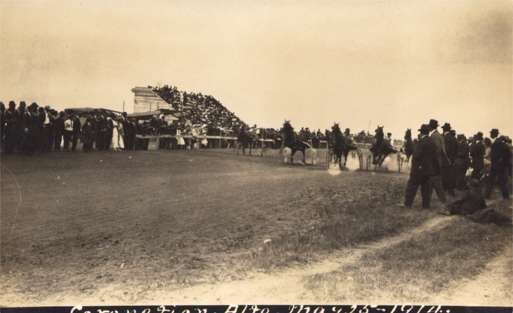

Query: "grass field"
left=1, top=150, right=511, bottom=305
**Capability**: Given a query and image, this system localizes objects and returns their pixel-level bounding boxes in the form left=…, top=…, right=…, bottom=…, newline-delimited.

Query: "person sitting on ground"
left=439, top=179, right=511, bottom=225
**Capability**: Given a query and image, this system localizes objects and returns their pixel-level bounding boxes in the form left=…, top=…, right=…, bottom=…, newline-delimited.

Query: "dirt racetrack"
left=1, top=150, right=511, bottom=305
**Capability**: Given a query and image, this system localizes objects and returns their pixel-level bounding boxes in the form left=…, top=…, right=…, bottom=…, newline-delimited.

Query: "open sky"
left=1, top=0, right=511, bottom=138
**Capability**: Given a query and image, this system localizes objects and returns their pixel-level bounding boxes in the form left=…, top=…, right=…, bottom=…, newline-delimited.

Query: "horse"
left=370, top=126, right=397, bottom=167
left=342, top=137, right=358, bottom=168
left=281, top=121, right=311, bottom=165
left=328, top=123, right=348, bottom=170
left=236, top=126, right=253, bottom=155
left=403, top=128, right=414, bottom=163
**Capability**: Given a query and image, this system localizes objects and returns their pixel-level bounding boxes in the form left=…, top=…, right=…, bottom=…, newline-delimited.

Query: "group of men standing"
left=0, top=101, right=137, bottom=154
left=403, top=119, right=511, bottom=210
left=0, top=101, right=82, bottom=154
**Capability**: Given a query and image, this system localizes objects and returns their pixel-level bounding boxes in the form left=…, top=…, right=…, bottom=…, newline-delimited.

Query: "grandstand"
left=131, top=85, right=248, bottom=134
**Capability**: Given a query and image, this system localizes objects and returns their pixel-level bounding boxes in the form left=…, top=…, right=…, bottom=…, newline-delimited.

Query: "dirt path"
left=435, top=244, right=513, bottom=306
left=19, top=215, right=456, bottom=305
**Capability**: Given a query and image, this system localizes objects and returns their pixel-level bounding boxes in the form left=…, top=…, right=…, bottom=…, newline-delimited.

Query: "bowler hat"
left=428, top=119, right=438, bottom=129
left=441, top=123, right=451, bottom=131
left=418, top=124, right=430, bottom=134
left=490, top=128, right=499, bottom=138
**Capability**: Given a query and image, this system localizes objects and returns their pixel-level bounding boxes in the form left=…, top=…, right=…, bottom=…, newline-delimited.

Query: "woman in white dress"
left=111, top=117, right=125, bottom=151
left=176, top=128, right=186, bottom=150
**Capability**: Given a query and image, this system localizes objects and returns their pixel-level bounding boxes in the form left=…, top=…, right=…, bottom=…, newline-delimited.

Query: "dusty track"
left=138, top=216, right=457, bottom=304
left=1, top=151, right=511, bottom=306
left=13, top=216, right=456, bottom=305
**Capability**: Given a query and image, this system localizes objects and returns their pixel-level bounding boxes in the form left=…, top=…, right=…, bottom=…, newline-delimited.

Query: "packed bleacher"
left=152, top=85, right=247, bottom=135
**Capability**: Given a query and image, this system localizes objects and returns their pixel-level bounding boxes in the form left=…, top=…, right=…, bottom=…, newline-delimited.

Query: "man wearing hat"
left=442, top=123, right=458, bottom=196
left=402, top=124, right=438, bottom=209
left=40, top=105, right=53, bottom=151
left=428, top=119, right=448, bottom=204
left=454, top=134, right=470, bottom=189
left=4, top=101, right=18, bottom=154
left=485, top=129, right=511, bottom=200
left=470, top=132, right=485, bottom=180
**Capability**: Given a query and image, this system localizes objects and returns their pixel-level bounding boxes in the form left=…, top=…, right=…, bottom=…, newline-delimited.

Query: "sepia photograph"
left=0, top=0, right=512, bottom=309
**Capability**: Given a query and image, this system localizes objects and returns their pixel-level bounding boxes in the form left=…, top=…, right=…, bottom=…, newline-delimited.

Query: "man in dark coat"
left=454, top=134, right=470, bottom=189
left=38, top=106, right=48, bottom=152
left=104, top=116, right=113, bottom=150
left=470, top=132, right=485, bottom=180
left=81, top=118, right=95, bottom=152
left=95, top=114, right=106, bottom=150
left=428, top=119, right=447, bottom=204
left=71, top=114, right=81, bottom=151
left=26, top=102, right=41, bottom=155
left=485, top=129, right=511, bottom=200
left=53, top=111, right=65, bottom=151
left=402, top=124, right=439, bottom=209
left=121, top=112, right=131, bottom=149
left=442, top=123, right=458, bottom=196
left=46, top=109, right=57, bottom=151
left=16, top=101, right=31, bottom=153
left=124, top=118, right=136, bottom=151
left=0, top=102, right=5, bottom=151
left=4, top=101, right=18, bottom=154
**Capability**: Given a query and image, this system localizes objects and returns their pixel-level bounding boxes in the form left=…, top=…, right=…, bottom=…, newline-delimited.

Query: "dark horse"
left=403, top=128, right=414, bottom=163
left=328, top=123, right=352, bottom=170
left=370, top=126, right=397, bottom=166
left=236, top=126, right=254, bottom=155
left=342, top=131, right=358, bottom=168
left=281, top=121, right=310, bottom=164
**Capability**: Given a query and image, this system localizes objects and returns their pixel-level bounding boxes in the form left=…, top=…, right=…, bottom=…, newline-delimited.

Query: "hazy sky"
left=1, top=0, right=511, bottom=137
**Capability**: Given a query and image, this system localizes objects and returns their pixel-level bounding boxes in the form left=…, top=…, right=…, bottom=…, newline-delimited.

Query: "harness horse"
left=281, top=121, right=311, bottom=164
left=236, top=127, right=256, bottom=156
left=370, top=126, right=397, bottom=167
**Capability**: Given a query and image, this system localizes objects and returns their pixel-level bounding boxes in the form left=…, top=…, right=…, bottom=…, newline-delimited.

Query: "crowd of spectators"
left=0, top=98, right=382, bottom=155
left=153, top=85, right=246, bottom=135
left=0, top=101, right=138, bottom=155
left=150, top=85, right=380, bottom=149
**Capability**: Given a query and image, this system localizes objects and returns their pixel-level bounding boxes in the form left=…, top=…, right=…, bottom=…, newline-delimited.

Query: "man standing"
left=53, top=112, right=65, bottom=151
left=121, top=112, right=131, bottom=149
left=26, top=102, right=41, bottom=155
left=485, top=129, right=511, bottom=200
left=428, top=119, right=448, bottom=204
left=41, top=106, right=53, bottom=151
left=81, top=118, right=95, bottom=152
left=71, top=114, right=81, bottom=151
left=4, top=101, right=18, bottom=154
left=104, top=116, right=114, bottom=150
left=0, top=102, right=5, bottom=152
left=455, top=134, right=470, bottom=190
left=63, top=114, right=74, bottom=151
left=16, top=101, right=31, bottom=153
left=470, top=132, right=485, bottom=180
left=442, top=123, right=458, bottom=196
left=96, top=114, right=106, bottom=150
left=402, top=124, right=438, bottom=209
